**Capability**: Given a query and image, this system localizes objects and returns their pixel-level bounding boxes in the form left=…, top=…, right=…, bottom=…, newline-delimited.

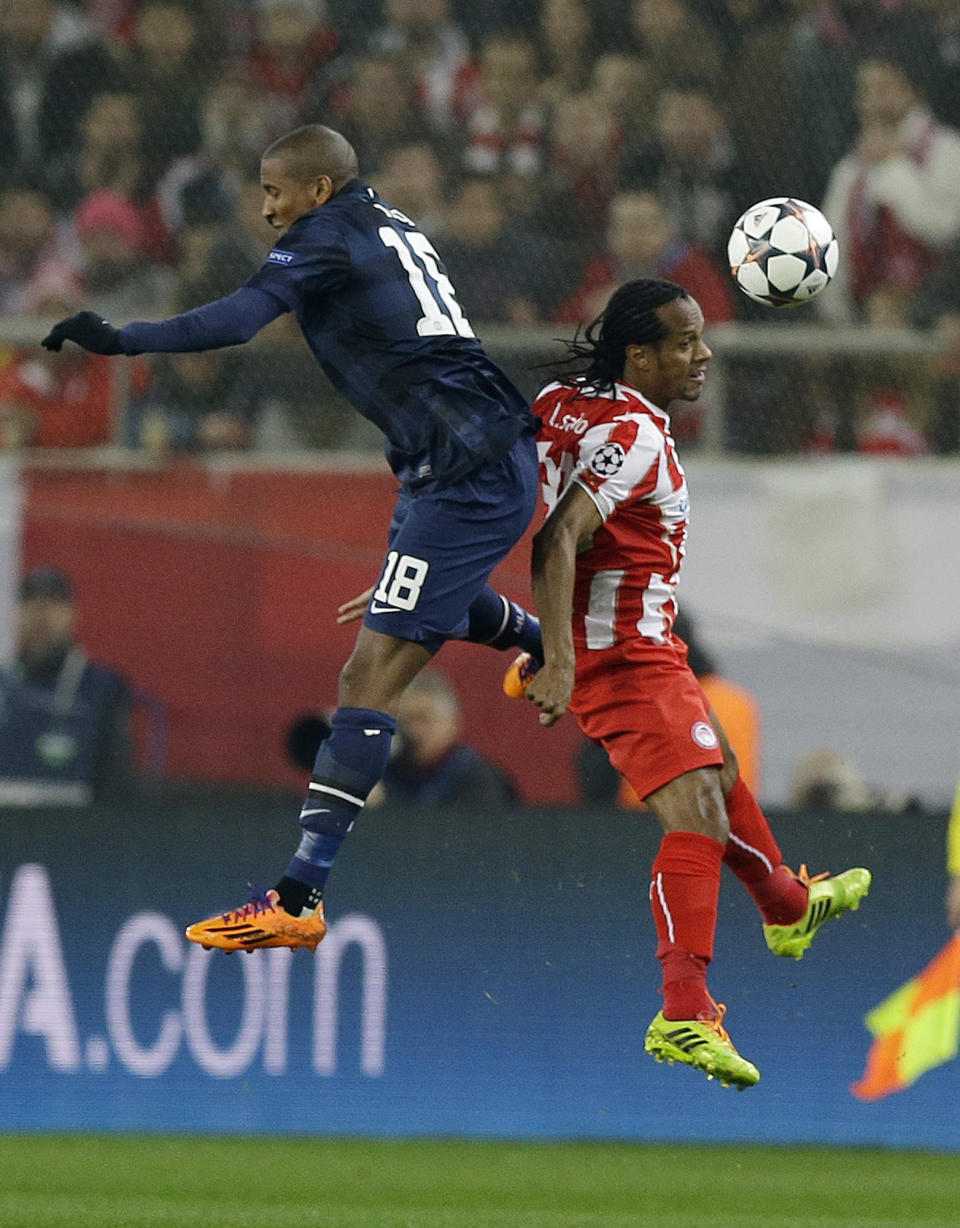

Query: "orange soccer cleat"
left=502, top=651, right=540, bottom=699
left=185, top=888, right=326, bottom=953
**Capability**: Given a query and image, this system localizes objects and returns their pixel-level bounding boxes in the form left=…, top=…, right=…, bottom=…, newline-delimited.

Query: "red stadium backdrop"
left=19, top=463, right=582, bottom=804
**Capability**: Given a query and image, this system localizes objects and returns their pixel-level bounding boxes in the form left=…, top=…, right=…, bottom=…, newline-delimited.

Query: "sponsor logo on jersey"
left=590, top=442, right=626, bottom=477
left=691, top=721, right=719, bottom=750
left=267, top=249, right=296, bottom=264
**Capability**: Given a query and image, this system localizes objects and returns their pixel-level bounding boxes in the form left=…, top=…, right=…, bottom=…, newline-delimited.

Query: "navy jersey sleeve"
left=245, top=214, right=352, bottom=311
left=118, top=288, right=284, bottom=354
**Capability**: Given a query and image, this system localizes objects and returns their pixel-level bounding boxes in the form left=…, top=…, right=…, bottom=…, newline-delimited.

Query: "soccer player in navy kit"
left=43, top=125, right=543, bottom=951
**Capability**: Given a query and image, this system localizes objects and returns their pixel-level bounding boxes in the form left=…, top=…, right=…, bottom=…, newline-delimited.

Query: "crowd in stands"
left=1, top=0, right=959, bottom=454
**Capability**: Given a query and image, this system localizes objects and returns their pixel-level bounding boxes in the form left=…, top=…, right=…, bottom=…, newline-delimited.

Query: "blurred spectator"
left=784, top=0, right=938, bottom=202
left=0, top=568, right=136, bottom=805
left=158, top=66, right=289, bottom=237
left=555, top=189, right=735, bottom=327
left=538, top=0, right=598, bottom=112
left=369, top=142, right=448, bottom=239
left=706, top=1, right=801, bottom=208
left=0, top=0, right=121, bottom=177
left=439, top=176, right=560, bottom=324
left=74, top=189, right=173, bottom=319
left=590, top=52, right=658, bottom=168
left=333, top=55, right=431, bottom=175
left=123, top=1, right=215, bottom=188
left=462, top=34, right=546, bottom=178
left=790, top=746, right=923, bottom=812
left=789, top=748, right=875, bottom=811
left=171, top=208, right=261, bottom=312
left=248, top=0, right=340, bottom=131
left=629, top=0, right=723, bottom=94
left=46, top=90, right=147, bottom=212
left=539, top=90, right=622, bottom=258
left=913, top=240, right=960, bottom=451
left=0, top=278, right=110, bottom=448
left=370, top=0, right=474, bottom=137
left=926, top=0, right=960, bottom=130
left=372, top=670, right=518, bottom=809
left=0, top=273, right=151, bottom=449
left=128, top=350, right=260, bottom=454
left=638, top=86, right=740, bottom=264
left=0, top=183, right=74, bottom=315
left=821, top=52, right=960, bottom=327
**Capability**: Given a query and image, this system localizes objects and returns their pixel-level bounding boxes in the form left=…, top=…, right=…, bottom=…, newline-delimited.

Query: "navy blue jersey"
left=246, top=179, right=537, bottom=490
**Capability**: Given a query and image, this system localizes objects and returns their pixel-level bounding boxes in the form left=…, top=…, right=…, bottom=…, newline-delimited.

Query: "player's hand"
left=41, top=311, right=122, bottom=355
left=525, top=661, right=574, bottom=727
left=336, top=585, right=375, bottom=625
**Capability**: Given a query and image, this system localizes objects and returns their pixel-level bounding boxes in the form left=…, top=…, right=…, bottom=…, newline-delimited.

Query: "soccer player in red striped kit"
left=505, top=278, right=871, bottom=1088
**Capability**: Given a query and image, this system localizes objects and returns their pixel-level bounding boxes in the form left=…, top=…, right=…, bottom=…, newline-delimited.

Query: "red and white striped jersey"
left=533, top=379, right=690, bottom=650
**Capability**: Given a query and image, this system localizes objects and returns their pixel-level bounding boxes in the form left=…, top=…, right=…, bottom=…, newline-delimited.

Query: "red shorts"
left=570, top=636, right=723, bottom=800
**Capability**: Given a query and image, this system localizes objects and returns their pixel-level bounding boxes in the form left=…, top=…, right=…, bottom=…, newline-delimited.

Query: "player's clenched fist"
left=525, top=661, right=574, bottom=727
left=41, top=311, right=122, bottom=355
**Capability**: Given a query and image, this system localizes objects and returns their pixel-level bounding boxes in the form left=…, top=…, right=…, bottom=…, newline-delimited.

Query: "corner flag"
left=851, top=934, right=960, bottom=1100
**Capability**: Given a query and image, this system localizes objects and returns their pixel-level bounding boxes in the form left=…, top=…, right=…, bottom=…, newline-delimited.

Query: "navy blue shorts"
left=362, top=433, right=539, bottom=652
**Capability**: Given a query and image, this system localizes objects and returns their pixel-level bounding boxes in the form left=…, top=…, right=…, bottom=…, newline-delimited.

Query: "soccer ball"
left=727, top=198, right=839, bottom=308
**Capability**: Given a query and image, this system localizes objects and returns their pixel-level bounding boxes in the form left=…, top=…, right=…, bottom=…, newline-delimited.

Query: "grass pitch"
left=1, top=1135, right=958, bottom=1228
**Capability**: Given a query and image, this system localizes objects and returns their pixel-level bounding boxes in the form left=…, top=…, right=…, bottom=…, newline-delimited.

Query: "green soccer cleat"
left=644, top=1002, right=760, bottom=1090
left=763, top=865, right=871, bottom=960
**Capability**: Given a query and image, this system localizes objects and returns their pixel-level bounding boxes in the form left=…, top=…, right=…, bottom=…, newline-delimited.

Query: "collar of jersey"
left=612, top=381, right=670, bottom=422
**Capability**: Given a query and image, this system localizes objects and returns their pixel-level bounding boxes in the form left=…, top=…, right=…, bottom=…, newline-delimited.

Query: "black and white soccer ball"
left=727, top=197, right=839, bottom=308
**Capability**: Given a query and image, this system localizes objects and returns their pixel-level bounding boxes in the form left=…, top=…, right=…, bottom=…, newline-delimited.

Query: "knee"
left=649, top=769, right=729, bottom=843
left=338, top=649, right=366, bottom=698
left=698, top=787, right=730, bottom=844
left=686, top=775, right=728, bottom=842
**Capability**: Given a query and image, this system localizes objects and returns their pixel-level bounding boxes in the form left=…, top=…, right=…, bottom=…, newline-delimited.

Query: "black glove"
left=41, top=311, right=122, bottom=355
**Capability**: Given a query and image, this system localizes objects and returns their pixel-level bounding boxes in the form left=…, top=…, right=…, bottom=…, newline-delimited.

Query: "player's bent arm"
left=118, top=288, right=286, bottom=355
left=528, top=484, right=603, bottom=726
left=337, top=586, right=375, bottom=625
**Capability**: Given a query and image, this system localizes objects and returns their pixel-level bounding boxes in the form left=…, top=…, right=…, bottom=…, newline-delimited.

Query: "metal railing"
left=1, top=317, right=946, bottom=457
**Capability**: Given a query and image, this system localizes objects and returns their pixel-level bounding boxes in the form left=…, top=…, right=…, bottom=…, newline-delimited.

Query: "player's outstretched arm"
left=528, top=483, right=602, bottom=727
left=41, top=288, right=285, bottom=357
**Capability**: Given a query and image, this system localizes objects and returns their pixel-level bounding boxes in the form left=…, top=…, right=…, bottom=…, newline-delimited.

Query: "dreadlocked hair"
left=551, top=278, right=689, bottom=394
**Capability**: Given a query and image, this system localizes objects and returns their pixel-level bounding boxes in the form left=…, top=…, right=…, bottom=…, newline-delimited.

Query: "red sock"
left=723, top=776, right=808, bottom=925
left=650, top=830, right=724, bottom=1021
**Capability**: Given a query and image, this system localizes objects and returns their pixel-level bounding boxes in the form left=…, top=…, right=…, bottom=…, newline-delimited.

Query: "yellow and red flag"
left=852, top=934, right=960, bottom=1100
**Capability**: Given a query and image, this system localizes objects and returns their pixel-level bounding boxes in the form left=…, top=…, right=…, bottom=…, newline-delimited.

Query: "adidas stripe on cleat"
left=186, top=888, right=326, bottom=953
left=763, top=864, right=871, bottom=960
left=644, top=1002, right=760, bottom=1090
left=502, top=651, right=540, bottom=699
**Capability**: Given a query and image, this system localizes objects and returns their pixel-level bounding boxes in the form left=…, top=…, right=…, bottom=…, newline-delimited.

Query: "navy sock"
left=276, top=706, right=395, bottom=915
left=465, top=586, right=542, bottom=661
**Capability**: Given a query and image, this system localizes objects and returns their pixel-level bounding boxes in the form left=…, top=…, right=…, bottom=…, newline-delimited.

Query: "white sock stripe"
left=308, top=782, right=366, bottom=807
left=727, top=832, right=774, bottom=876
left=654, top=872, right=675, bottom=943
left=481, top=594, right=513, bottom=645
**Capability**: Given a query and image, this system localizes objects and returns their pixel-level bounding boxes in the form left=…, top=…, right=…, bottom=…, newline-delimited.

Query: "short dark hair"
left=552, top=278, right=689, bottom=393
left=19, top=568, right=73, bottom=602
left=262, top=125, right=359, bottom=192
